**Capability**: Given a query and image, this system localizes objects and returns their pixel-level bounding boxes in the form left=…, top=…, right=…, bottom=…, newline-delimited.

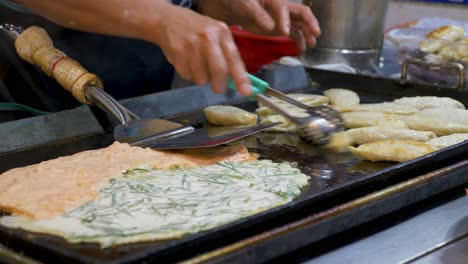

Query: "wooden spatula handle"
left=15, top=26, right=103, bottom=104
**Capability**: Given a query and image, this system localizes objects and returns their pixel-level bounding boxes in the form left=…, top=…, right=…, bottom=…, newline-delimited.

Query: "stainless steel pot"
left=301, top=0, right=389, bottom=71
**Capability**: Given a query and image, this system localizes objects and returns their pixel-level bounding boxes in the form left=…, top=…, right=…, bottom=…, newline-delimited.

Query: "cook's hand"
left=197, top=0, right=321, bottom=51
left=148, top=5, right=250, bottom=96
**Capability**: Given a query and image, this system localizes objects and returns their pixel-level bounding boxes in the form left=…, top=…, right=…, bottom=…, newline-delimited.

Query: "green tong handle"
left=0, top=102, right=49, bottom=116
left=227, top=73, right=270, bottom=100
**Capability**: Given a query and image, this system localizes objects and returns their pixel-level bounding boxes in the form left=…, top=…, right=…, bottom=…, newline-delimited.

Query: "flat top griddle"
left=2, top=69, right=468, bottom=264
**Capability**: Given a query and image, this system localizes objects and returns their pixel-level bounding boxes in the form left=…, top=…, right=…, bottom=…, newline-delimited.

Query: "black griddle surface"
left=2, top=70, right=468, bottom=263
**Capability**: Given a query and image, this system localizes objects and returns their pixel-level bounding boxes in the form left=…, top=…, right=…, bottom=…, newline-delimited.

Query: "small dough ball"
left=204, top=105, right=257, bottom=126
left=324, top=88, right=360, bottom=107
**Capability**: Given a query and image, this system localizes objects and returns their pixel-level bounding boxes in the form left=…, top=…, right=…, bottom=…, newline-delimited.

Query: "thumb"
left=244, top=0, right=276, bottom=33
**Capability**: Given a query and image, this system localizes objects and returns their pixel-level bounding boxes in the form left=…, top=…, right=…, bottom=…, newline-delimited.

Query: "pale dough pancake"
left=403, top=108, right=468, bottom=136
left=419, top=39, right=449, bottom=53
left=428, top=133, right=468, bottom=149
left=336, top=103, right=419, bottom=115
left=349, top=140, right=437, bottom=163
left=324, top=132, right=354, bottom=153
left=256, top=93, right=329, bottom=132
left=439, top=45, right=461, bottom=61
left=323, top=88, right=360, bottom=107
left=259, top=114, right=299, bottom=133
left=325, top=127, right=435, bottom=152
left=426, top=25, right=464, bottom=41
left=416, top=108, right=468, bottom=125
left=204, top=105, right=257, bottom=126
left=342, top=112, right=408, bottom=129
left=404, top=115, right=468, bottom=136
left=347, top=127, right=436, bottom=145
left=393, top=96, right=465, bottom=110
left=419, top=25, right=464, bottom=53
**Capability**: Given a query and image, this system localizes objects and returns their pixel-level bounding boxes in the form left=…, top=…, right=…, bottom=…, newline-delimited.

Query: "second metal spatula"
left=4, top=25, right=278, bottom=149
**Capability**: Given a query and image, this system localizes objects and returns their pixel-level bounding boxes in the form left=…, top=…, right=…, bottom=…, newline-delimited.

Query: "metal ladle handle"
left=400, top=58, right=466, bottom=91
left=2, top=25, right=135, bottom=125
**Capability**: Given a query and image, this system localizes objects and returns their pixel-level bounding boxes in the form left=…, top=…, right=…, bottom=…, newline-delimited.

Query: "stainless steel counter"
left=298, top=190, right=468, bottom=264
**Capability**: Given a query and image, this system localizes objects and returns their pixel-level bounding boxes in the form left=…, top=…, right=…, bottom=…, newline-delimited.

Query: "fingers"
left=197, top=21, right=250, bottom=96
left=242, top=0, right=276, bottom=33
left=201, top=22, right=250, bottom=96
left=220, top=28, right=251, bottom=96
left=159, top=10, right=249, bottom=96
left=289, top=3, right=321, bottom=47
left=290, top=27, right=306, bottom=52
left=202, top=25, right=228, bottom=93
left=264, top=0, right=290, bottom=36
left=187, top=36, right=210, bottom=86
left=169, top=48, right=192, bottom=82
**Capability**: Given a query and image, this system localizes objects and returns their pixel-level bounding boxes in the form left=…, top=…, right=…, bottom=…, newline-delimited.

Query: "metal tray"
left=386, top=27, right=467, bottom=91
left=2, top=69, right=468, bottom=263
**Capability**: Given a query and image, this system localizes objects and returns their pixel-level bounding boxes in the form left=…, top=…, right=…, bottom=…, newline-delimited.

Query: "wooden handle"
left=15, top=26, right=103, bottom=104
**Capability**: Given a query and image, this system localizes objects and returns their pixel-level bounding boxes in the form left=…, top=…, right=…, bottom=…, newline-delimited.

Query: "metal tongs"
left=229, top=74, right=345, bottom=145
left=0, top=24, right=278, bottom=149
left=1, top=24, right=343, bottom=147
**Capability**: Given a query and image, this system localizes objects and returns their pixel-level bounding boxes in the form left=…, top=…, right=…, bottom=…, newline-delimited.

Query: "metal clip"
left=401, top=58, right=465, bottom=92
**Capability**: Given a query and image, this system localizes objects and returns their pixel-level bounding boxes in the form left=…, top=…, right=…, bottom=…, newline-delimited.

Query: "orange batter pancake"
left=0, top=142, right=254, bottom=219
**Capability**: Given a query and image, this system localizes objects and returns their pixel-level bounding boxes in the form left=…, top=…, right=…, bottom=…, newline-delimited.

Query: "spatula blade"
left=143, top=123, right=281, bottom=149
left=114, top=119, right=194, bottom=144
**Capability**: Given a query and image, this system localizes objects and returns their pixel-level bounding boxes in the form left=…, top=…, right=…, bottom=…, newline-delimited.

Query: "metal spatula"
left=2, top=24, right=278, bottom=149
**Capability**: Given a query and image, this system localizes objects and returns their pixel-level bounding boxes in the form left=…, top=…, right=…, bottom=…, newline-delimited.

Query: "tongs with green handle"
left=228, top=73, right=345, bottom=145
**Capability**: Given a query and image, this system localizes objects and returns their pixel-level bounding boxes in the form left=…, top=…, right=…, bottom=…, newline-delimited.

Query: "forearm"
left=15, top=0, right=172, bottom=41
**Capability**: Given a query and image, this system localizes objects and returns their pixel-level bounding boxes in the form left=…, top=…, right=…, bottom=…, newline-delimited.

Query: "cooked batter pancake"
left=0, top=142, right=254, bottom=219
left=1, top=160, right=309, bottom=247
